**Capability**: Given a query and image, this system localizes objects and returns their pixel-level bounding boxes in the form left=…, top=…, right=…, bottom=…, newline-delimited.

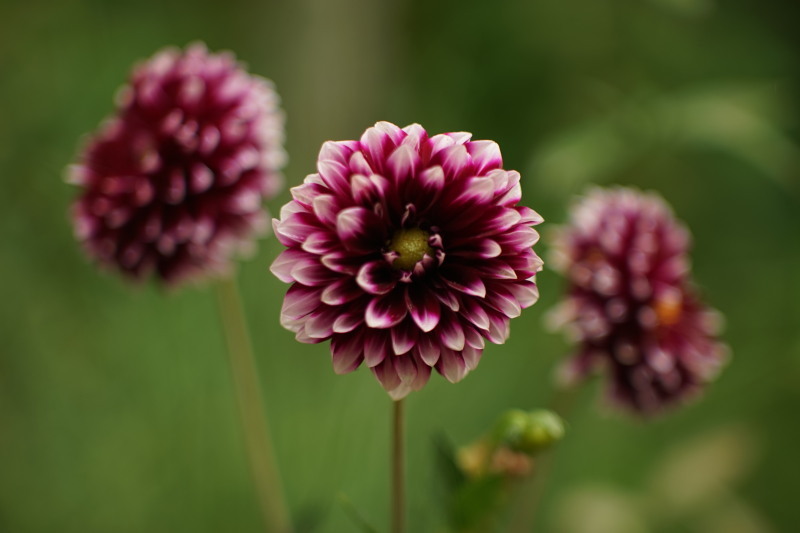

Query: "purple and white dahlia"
left=271, top=122, right=543, bottom=399
left=550, top=187, right=726, bottom=413
left=69, top=43, right=285, bottom=285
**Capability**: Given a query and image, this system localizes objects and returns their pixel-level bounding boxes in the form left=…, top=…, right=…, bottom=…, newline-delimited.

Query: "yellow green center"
left=389, top=228, right=433, bottom=270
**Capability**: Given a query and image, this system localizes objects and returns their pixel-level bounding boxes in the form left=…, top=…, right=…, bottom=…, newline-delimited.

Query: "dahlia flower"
left=271, top=122, right=542, bottom=399
left=69, top=43, right=285, bottom=285
left=550, top=187, right=726, bottom=413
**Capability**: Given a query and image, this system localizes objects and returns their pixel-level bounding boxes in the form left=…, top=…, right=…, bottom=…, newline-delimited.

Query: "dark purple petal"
left=415, top=334, right=441, bottom=366
left=391, top=320, right=419, bottom=355
left=436, top=348, right=467, bottom=383
left=270, top=248, right=307, bottom=283
left=365, top=291, right=407, bottom=329
left=280, top=284, right=321, bottom=322
left=331, top=331, right=364, bottom=374
left=371, top=357, right=402, bottom=393
left=363, top=329, right=391, bottom=367
left=466, top=140, right=502, bottom=173
left=356, top=260, right=398, bottom=295
left=440, top=265, right=486, bottom=298
left=321, top=277, right=362, bottom=305
left=405, top=284, right=441, bottom=332
left=438, top=314, right=466, bottom=351
left=301, top=230, right=338, bottom=255
left=336, top=206, right=384, bottom=253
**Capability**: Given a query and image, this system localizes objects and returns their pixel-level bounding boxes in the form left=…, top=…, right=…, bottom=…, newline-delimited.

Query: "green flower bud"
left=493, top=409, right=565, bottom=456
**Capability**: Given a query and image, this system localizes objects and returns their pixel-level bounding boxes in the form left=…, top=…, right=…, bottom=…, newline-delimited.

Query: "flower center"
left=389, top=228, right=432, bottom=270
left=654, top=292, right=682, bottom=327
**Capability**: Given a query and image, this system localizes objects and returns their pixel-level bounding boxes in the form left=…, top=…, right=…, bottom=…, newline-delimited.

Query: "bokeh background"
left=1, top=0, right=799, bottom=531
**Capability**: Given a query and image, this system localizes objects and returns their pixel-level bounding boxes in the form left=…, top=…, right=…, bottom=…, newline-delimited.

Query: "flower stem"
left=215, top=275, right=292, bottom=533
left=510, top=386, right=579, bottom=533
left=391, top=398, right=406, bottom=533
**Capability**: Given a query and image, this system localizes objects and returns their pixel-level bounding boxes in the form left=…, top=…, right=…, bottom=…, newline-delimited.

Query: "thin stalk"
left=391, top=399, right=406, bottom=533
left=215, top=275, right=292, bottom=533
left=510, top=386, right=580, bottom=533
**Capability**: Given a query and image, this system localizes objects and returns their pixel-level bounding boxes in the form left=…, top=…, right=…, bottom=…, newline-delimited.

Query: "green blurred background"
left=1, top=0, right=798, bottom=531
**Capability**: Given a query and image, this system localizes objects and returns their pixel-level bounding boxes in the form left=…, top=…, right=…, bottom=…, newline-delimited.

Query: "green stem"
left=215, top=275, right=292, bottom=533
left=510, top=386, right=579, bottom=533
left=391, top=399, right=406, bottom=533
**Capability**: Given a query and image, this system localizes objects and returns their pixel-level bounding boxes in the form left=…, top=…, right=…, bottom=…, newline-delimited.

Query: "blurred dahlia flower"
left=550, top=188, right=726, bottom=413
left=271, top=122, right=543, bottom=399
left=69, top=43, right=285, bottom=285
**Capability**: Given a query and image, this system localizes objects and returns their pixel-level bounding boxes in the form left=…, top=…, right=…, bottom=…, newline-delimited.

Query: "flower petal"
left=321, top=277, right=363, bottom=305
left=436, top=348, right=468, bottom=383
left=336, top=206, right=383, bottom=253
left=331, top=331, right=364, bottom=374
left=365, top=291, right=407, bottom=329
left=405, top=284, right=441, bottom=332
left=415, top=334, right=441, bottom=366
left=391, top=320, right=418, bottom=355
left=440, top=266, right=486, bottom=298
left=356, top=260, right=398, bottom=295
left=363, top=329, right=391, bottom=367
left=438, top=314, right=466, bottom=351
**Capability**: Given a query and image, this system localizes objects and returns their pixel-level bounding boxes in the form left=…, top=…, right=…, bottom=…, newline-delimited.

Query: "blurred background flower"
left=0, top=0, right=798, bottom=532
left=69, top=43, right=285, bottom=285
left=549, top=187, right=727, bottom=413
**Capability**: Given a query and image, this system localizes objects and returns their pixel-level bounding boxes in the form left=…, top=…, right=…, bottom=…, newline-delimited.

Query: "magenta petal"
left=439, top=315, right=466, bottom=351
left=463, top=325, right=486, bottom=349
left=387, top=144, right=419, bottom=185
left=333, top=308, right=363, bottom=333
left=462, top=345, right=483, bottom=371
left=280, top=284, right=321, bottom=321
left=391, top=320, right=418, bottom=355
left=365, top=291, right=407, bottom=329
left=360, top=125, right=391, bottom=170
left=440, top=265, right=486, bottom=298
left=348, top=150, right=374, bottom=175
left=270, top=248, right=307, bottom=282
left=500, top=226, right=540, bottom=249
left=485, top=312, right=511, bottom=344
left=304, top=307, right=338, bottom=339
left=336, top=206, right=383, bottom=252
left=317, top=159, right=349, bottom=195
left=351, top=173, right=391, bottom=206
left=318, top=140, right=356, bottom=166
left=363, top=329, right=391, bottom=367
left=321, top=277, right=362, bottom=305
left=437, top=348, right=467, bottom=383
left=371, top=357, right=402, bottom=392
left=461, top=298, right=491, bottom=330
left=466, top=140, right=502, bottom=173
left=312, top=194, right=341, bottom=226
left=274, top=212, right=319, bottom=245
left=415, top=334, right=441, bottom=366
left=408, top=360, right=431, bottom=392
left=433, top=288, right=461, bottom=312
left=517, top=205, right=544, bottom=225
left=291, top=257, right=336, bottom=286
left=485, top=284, right=522, bottom=318
left=321, top=251, right=361, bottom=275
left=506, top=281, right=540, bottom=309
left=405, top=284, right=441, bottom=332
left=356, top=260, right=398, bottom=295
left=452, top=176, right=496, bottom=207
left=301, top=230, right=338, bottom=255
left=395, top=354, right=418, bottom=383
left=439, top=144, right=471, bottom=177
left=331, top=331, right=364, bottom=374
